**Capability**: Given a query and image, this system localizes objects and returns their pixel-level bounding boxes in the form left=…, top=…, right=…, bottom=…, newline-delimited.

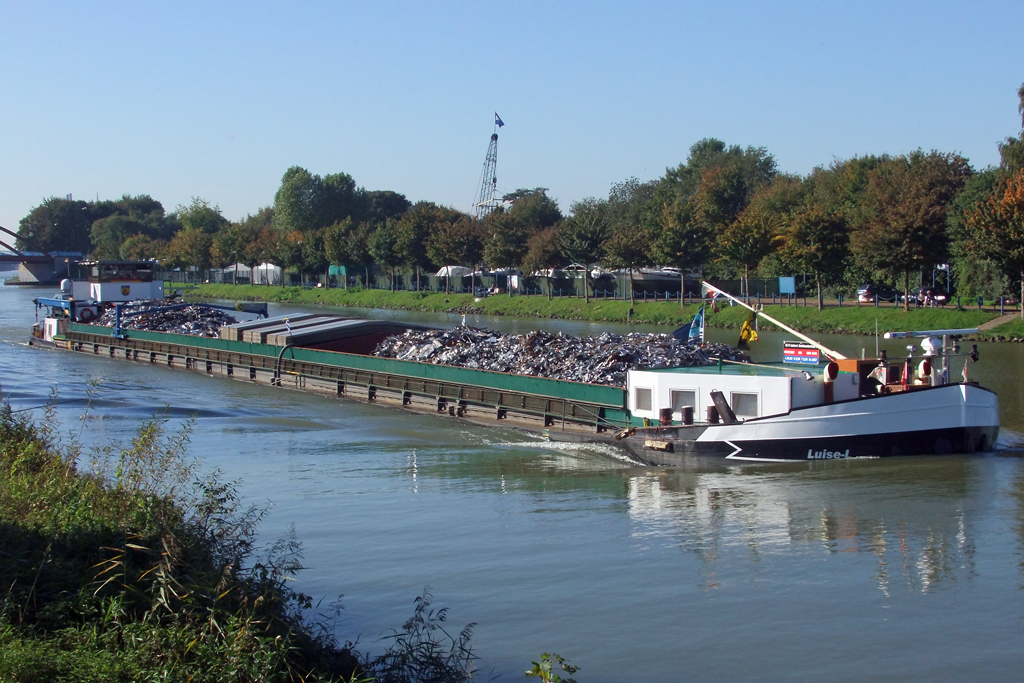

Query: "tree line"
left=15, top=85, right=1024, bottom=311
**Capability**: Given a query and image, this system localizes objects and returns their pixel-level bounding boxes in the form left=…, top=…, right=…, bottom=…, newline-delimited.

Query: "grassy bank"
left=0, top=403, right=362, bottom=681
left=0, top=402, right=500, bottom=682
left=187, top=283, right=1020, bottom=339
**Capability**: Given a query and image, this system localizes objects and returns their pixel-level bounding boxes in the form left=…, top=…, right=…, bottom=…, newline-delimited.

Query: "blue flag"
left=495, top=113, right=504, bottom=127
left=688, top=306, right=704, bottom=345
left=672, top=306, right=704, bottom=345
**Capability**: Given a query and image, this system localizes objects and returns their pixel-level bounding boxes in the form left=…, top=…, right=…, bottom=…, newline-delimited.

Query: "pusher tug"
left=600, top=283, right=1000, bottom=464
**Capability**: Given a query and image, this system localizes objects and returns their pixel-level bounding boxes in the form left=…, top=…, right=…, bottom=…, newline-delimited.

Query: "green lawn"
left=185, top=283, right=1021, bottom=338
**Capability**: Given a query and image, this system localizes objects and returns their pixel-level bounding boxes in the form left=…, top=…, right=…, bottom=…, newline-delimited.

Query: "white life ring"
left=78, top=308, right=95, bottom=322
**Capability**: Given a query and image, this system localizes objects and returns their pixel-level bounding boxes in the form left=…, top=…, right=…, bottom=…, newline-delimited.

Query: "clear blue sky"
left=2, top=1, right=1022, bottom=233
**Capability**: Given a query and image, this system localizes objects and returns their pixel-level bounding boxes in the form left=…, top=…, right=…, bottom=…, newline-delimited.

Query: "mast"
left=702, top=281, right=847, bottom=361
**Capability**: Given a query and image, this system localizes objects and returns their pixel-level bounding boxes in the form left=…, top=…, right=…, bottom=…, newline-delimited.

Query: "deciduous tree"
left=324, top=218, right=355, bottom=288
left=90, top=215, right=148, bottom=260
left=482, top=210, right=528, bottom=274
left=118, top=234, right=167, bottom=261
left=603, top=178, right=657, bottom=303
left=273, top=167, right=321, bottom=234
left=649, top=197, right=714, bottom=306
left=272, top=167, right=369, bottom=236
left=714, top=178, right=801, bottom=295
left=165, top=227, right=213, bottom=272
left=17, top=197, right=93, bottom=254
left=997, top=83, right=1024, bottom=173
left=426, top=216, right=485, bottom=293
left=854, top=151, right=971, bottom=310
left=521, top=227, right=564, bottom=299
left=784, top=205, right=849, bottom=310
left=963, top=167, right=1024, bottom=318
left=717, top=209, right=782, bottom=297
left=369, top=221, right=402, bottom=291
left=366, top=190, right=412, bottom=224
left=301, top=227, right=328, bottom=285
left=559, top=198, right=610, bottom=302
left=396, top=202, right=463, bottom=288
left=176, top=197, right=228, bottom=234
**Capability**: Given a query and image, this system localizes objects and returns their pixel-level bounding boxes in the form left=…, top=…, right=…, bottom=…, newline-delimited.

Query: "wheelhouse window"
left=87, top=262, right=154, bottom=283
left=634, top=387, right=653, bottom=412
left=731, top=392, right=759, bottom=418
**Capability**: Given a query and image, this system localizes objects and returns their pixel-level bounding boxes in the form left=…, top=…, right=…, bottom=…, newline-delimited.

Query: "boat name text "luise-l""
left=807, top=449, right=850, bottom=460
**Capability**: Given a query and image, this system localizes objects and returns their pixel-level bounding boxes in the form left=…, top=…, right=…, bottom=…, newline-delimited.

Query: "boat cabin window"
left=635, top=387, right=653, bottom=412
left=88, top=263, right=154, bottom=283
left=670, top=390, right=696, bottom=413
left=731, top=392, right=759, bottom=418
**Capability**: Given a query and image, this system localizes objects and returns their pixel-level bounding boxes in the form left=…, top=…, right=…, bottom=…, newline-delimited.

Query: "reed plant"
left=0, top=398, right=360, bottom=681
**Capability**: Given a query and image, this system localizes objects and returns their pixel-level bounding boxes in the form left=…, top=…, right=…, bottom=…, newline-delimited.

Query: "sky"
left=1, top=1, right=1023, bottom=233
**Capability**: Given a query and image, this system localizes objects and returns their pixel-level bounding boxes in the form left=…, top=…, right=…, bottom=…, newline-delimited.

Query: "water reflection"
left=626, top=459, right=981, bottom=595
left=1011, top=463, right=1024, bottom=588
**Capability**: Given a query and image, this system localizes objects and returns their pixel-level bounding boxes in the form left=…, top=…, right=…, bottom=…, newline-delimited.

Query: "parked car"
left=857, top=284, right=903, bottom=303
left=911, top=287, right=949, bottom=306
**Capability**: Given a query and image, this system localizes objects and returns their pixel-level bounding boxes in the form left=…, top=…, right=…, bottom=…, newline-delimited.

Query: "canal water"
left=3, top=285, right=1024, bottom=682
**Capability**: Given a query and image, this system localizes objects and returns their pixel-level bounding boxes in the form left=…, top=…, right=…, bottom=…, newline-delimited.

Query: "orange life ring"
left=78, top=308, right=95, bottom=322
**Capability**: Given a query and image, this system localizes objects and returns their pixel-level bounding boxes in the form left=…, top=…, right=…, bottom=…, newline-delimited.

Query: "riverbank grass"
left=0, top=403, right=359, bottom=682
left=186, top=283, right=1014, bottom=337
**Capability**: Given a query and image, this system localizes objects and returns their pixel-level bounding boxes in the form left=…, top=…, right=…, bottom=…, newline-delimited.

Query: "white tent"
left=252, top=262, right=282, bottom=285
left=223, top=263, right=251, bottom=283
left=436, top=265, right=471, bottom=277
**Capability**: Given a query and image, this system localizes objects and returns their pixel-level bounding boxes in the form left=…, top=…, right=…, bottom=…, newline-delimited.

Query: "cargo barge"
left=34, top=319, right=631, bottom=438
left=29, top=263, right=1000, bottom=464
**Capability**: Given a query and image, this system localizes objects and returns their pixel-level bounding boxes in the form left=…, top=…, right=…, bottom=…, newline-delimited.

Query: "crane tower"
left=473, top=133, right=499, bottom=219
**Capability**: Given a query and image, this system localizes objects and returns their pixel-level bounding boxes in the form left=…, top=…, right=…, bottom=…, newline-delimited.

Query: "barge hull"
left=601, top=382, right=1000, bottom=464
left=49, top=324, right=631, bottom=437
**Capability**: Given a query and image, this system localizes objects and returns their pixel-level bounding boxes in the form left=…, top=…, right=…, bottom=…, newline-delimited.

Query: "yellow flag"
left=737, top=311, right=758, bottom=349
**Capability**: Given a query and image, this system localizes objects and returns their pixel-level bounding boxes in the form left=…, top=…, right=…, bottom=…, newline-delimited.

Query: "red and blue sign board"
left=784, top=341, right=820, bottom=365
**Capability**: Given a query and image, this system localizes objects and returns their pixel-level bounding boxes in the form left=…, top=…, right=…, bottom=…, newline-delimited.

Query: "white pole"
left=702, top=281, right=847, bottom=360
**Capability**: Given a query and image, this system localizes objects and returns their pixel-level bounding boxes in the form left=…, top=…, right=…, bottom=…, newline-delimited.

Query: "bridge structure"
left=0, top=225, right=84, bottom=285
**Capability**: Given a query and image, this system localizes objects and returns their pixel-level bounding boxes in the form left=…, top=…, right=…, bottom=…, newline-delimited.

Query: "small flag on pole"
left=690, top=306, right=705, bottom=345
left=284, top=318, right=292, bottom=332
left=672, top=306, right=705, bottom=345
left=495, top=113, right=504, bottom=127
left=701, top=282, right=722, bottom=312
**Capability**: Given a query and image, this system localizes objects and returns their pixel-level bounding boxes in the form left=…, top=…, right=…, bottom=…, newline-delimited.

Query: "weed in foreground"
left=365, top=589, right=479, bottom=683
left=0, top=398, right=360, bottom=681
left=1, top=392, right=575, bottom=682
left=526, top=653, right=579, bottom=683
